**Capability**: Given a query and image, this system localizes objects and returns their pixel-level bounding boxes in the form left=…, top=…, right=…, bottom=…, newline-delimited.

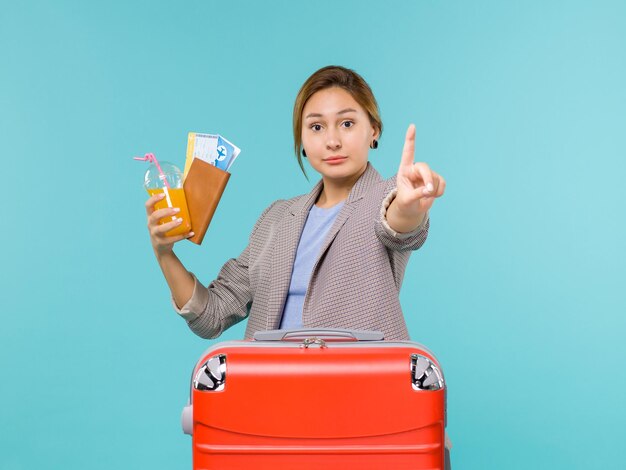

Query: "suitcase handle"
left=253, top=328, right=384, bottom=342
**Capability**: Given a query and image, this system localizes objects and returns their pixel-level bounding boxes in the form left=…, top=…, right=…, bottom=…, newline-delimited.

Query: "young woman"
left=145, top=65, right=445, bottom=341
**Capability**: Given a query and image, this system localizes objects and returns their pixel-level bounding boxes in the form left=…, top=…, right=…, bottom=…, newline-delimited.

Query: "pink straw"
left=133, top=153, right=171, bottom=189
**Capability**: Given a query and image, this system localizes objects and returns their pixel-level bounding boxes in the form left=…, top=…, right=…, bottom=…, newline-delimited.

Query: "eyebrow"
left=305, top=108, right=357, bottom=119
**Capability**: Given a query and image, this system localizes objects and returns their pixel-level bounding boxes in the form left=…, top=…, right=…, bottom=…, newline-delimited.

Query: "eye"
left=341, top=120, right=354, bottom=128
left=310, top=123, right=323, bottom=132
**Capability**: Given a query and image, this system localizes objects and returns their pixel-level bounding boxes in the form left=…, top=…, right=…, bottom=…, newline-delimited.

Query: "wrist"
left=386, top=198, right=426, bottom=233
left=154, top=246, right=176, bottom=263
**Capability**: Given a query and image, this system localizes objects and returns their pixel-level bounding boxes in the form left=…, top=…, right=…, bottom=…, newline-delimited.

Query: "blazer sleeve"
left=374, top=185, right=430, bottom=252
left=172, top=201, right=278, bottom=339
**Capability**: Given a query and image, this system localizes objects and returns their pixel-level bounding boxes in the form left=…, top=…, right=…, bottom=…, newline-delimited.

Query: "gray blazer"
left=175, top=163, right=430, bottom=340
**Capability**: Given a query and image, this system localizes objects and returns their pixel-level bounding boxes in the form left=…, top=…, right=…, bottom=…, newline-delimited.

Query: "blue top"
left=279, top=201, right=345, bottom=329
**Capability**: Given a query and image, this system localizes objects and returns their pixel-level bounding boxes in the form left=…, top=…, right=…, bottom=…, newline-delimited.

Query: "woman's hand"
left=386, top=124, right=446, bottom=233
left=146, top=193, right=194, bottom=257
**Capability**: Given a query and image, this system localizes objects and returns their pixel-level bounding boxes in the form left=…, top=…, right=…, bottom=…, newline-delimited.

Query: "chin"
left=320, top=162, right=366, bottom=180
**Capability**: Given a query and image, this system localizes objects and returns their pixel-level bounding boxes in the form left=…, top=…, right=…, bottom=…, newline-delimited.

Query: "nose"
left=325, top=127, right=341, bottom=150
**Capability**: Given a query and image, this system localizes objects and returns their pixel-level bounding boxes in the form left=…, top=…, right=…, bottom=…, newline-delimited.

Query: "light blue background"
left=1, top=1, right=625, bottom=468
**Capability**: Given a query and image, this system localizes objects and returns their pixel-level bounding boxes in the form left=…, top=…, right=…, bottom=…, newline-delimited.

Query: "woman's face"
left=301, top=87, right=379, bottom=183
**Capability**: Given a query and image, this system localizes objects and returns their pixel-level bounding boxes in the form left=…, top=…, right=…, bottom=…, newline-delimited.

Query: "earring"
left=370, top=139, right=378, bottom=149
left=302, top=149, right=307, bottom=158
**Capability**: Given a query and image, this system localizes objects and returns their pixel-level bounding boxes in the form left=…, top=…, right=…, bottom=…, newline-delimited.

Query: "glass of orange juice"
left=143, top=161, right=192, bottom=237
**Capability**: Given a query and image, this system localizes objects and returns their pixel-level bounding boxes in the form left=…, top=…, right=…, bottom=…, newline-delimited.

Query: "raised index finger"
left=399, top=124, right=416, bottom=170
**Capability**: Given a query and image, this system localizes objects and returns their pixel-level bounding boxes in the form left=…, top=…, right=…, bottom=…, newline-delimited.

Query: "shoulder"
left=380, top=175, right=397, bottom=194
left=249, top=192, right=307, bottom=235
left=379, top=168, right=399, bottom=191
left=262, top=192, right=308, bottom=217
left=363, top=165, right=398, bottom=202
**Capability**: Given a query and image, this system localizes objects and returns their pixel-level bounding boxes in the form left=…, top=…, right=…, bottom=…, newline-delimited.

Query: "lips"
left=324, top=156, right=348, bottom=164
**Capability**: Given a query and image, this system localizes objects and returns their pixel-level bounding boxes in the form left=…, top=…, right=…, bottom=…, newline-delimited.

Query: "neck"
left=316, top=163, right=368, bottom=208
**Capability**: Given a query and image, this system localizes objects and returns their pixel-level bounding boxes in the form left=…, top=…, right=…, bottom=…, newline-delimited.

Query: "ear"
left=371, top=124, right=380, bottom=141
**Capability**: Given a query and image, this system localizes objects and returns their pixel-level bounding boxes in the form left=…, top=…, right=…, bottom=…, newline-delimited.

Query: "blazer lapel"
left=265, top=179, right=323, bottom=329
left=311, top=163, right=382, bottom=270
left=265, top=163, right=383, bottom=330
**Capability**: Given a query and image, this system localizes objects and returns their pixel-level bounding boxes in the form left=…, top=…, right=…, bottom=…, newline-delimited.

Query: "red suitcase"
left=182, top=329, right=448, bottom=470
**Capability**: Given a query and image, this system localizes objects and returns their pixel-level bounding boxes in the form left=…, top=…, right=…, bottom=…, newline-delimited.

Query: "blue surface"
left=1, top=1, right=625, bottom=468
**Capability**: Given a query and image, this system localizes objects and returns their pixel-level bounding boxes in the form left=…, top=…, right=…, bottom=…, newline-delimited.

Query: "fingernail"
left=172, top=208, right=180, bottom=213
left=158, top=193, right=165, bottom=199
left=422, top=187, right=431, bottom=195
left=176, top=218, right=183, bottom=224
left=427, top=183, right=434, bottom=192
left=189, top=232, right=195, bottom=237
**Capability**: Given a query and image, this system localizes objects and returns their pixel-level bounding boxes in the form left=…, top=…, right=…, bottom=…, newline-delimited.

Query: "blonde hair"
left=293, top=65, right=383, bottom=176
